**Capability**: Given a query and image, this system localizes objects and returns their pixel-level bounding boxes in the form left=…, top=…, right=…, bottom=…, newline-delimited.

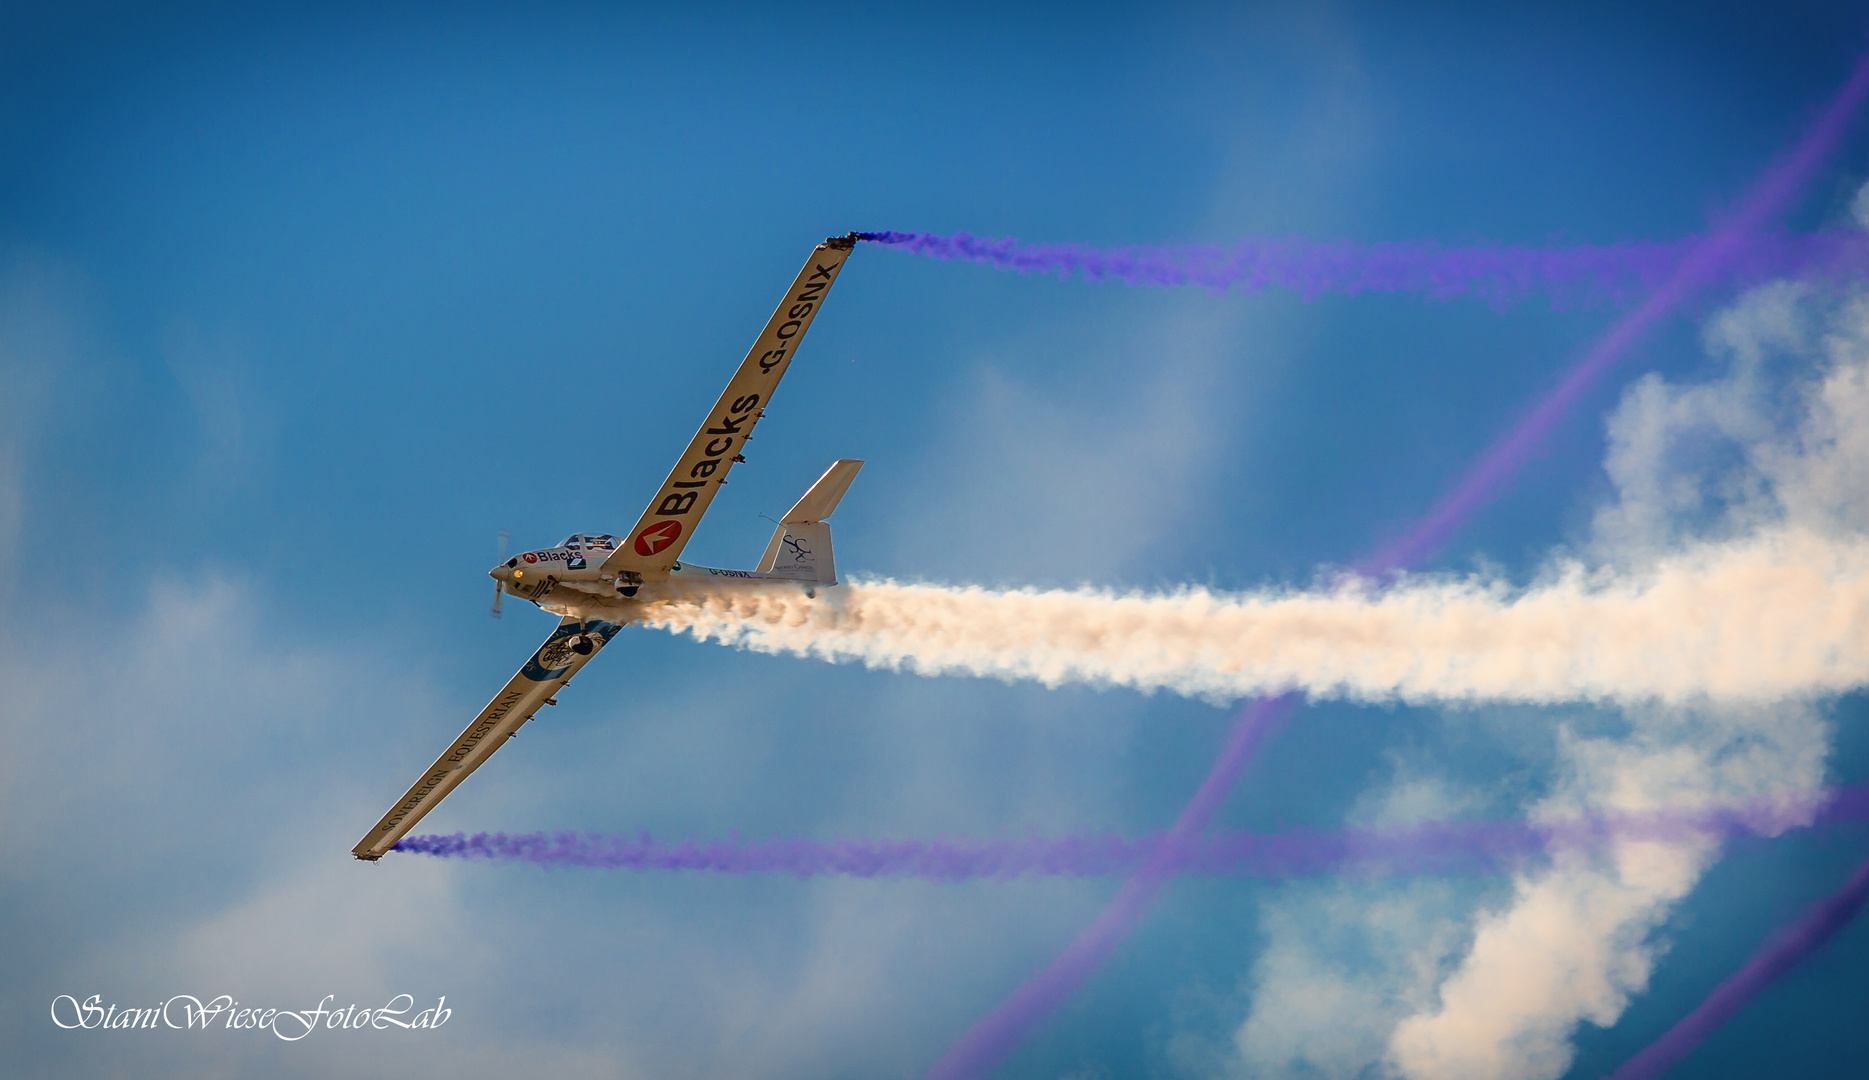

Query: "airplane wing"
left=351, top=616, right=624, bottom=860
left=602, top=235, right=858, bottom=581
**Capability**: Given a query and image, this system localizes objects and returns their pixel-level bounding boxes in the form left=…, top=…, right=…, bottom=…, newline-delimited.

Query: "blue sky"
left=4, top=3, right=1868, bottom=1078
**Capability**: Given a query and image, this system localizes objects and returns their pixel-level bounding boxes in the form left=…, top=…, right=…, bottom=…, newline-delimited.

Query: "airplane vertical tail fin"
left=756, top=460, right=863, bottom=584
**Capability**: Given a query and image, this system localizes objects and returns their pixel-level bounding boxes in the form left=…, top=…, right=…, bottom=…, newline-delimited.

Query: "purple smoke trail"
left=1603, top=850, right=1869, bottom=1080
left=399, top=786, right=1869, bottom=881
left=920, top=50, right=1869, bottom=1080
left=854, top=230, right=1867, bottom=310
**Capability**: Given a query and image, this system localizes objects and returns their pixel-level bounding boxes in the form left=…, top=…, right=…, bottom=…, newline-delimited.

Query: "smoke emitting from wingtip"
left=852, top=229, right=1869, bottom=309
left=396, top=785, right=1869, bottom=880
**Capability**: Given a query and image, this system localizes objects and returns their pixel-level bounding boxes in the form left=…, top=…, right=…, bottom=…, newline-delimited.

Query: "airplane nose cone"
left=490, top=565, right=510, bottom=582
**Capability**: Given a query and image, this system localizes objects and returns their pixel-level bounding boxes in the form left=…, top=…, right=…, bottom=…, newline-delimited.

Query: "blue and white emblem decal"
left=521, top=620, right=623, bottom=681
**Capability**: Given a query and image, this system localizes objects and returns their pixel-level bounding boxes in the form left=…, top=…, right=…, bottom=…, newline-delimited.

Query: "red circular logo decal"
left=634, top=520, right=682, bottom=556
left=522, top=552, right=538, bottom=564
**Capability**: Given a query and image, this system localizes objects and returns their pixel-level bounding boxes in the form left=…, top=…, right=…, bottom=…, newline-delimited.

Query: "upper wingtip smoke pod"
left=827, top=231, right=905, bottom=248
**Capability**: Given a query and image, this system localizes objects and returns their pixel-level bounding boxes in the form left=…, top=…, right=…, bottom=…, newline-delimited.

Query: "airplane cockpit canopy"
left=560, top=533, right=621, bottom=553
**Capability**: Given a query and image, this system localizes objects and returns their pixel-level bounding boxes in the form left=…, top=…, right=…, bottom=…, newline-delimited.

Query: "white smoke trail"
left=639, top=523, right=1869, bottom=708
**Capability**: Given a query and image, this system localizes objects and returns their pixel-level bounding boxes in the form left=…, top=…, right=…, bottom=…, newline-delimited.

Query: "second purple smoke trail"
left=399, top=785, right=1869, bottom=883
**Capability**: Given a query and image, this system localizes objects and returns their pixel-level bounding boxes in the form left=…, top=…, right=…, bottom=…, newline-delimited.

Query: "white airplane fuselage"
left=490, top=532, right=823, bottom=621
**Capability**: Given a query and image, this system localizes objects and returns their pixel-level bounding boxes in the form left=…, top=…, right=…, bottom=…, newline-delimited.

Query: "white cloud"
left=161, top=318, right=268, bottom=486
left=1224, top=767, right=1498, bottom=1080
left=0, top=254, right=91, bottom=610
left=1236, top=881, right=1475, bottom=1080
left=882, top=296, right=1257, bottom=586
left=1377, top=277, right=1865, bottom=1080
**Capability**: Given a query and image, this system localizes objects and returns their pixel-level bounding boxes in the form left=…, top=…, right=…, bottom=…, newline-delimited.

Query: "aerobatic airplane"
left=353, top=235, right=865, bottom=860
